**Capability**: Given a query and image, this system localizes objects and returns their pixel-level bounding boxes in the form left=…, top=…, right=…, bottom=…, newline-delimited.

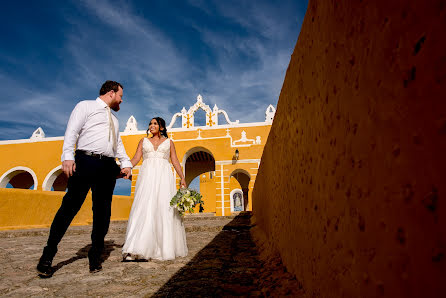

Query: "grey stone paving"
left=0, top=212, right=303, bottom=297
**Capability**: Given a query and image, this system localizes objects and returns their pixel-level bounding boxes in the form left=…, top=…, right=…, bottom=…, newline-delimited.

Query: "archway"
left=42, top=165, right=68, bottom=191
left=183, top=147, right=215, bottom=212
left=229, top=169, right=251, bottom=211
left=0, top=166, right=38, bottom=190
left=184, top=150, right=215, bottom=186
left=182, top=147, right=215, bottom=186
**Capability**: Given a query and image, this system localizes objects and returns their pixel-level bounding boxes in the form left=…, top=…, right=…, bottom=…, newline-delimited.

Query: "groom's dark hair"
left=99, top=80, right=123, bottom=95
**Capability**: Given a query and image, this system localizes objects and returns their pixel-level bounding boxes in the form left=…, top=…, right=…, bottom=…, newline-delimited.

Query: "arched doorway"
left=0, top=166, right=38, bottom=190
left=183, top=147, right=215, bottom=212
left=42, top=165, right=68, bottom=191
left=229, top=169, right=251, bottom=211
left=182, top=147, right=215, bottom=186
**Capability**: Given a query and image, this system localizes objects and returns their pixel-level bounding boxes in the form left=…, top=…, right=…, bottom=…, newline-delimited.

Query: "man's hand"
left=62, top=160, right=76, bottom=177
left=120, top=167, right=132, bottom=179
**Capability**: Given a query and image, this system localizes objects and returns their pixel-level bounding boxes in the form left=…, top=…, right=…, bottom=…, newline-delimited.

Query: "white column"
left=220, top=164, right=225, bottom=216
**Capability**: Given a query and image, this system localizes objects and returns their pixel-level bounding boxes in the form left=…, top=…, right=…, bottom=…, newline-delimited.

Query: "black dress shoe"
left=37, top=259, right=53, bottom=278
left=89, top=260, right=102, bottom=273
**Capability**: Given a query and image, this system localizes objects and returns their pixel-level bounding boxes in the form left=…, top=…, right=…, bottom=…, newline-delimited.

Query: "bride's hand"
left=121, top=167, right=132, bottom=179
left=180, top=177, right=187, bottom=188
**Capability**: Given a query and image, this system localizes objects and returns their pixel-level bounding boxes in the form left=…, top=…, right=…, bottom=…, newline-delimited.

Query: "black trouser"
left=43, top=152, right=120, bottom=262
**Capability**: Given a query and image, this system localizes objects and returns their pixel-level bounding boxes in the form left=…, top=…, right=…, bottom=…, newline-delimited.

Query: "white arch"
left=0, top=166, right=38, bottom=190
left=167, top=112, right=184, bottom=129
left=187, top=95, right=212, bottom=115
left=230, top=188, right=244, bottom=212
left=42, top=165, right=63, bottom=191
left=217, top=109, right=239, bottom=125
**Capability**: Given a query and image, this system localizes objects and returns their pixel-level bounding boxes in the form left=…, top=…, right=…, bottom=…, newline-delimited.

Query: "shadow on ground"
left=153, top=212, right=303, bottom=297
left=52, top=240, right=121, bottom=273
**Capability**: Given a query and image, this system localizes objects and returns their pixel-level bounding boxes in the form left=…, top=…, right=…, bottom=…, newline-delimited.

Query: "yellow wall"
left=0, top=98, right=272, bottom=228
left=199, top=172, right=217, bottom=213
left=126, top=126, right=268, bottom=216
left=0, top=188, right=133, bottom=230
left=0, top=140, right=64, bottom=190
left=0, top=124, right=270, bottom=226
left=252, top=1, right=446, bottom=297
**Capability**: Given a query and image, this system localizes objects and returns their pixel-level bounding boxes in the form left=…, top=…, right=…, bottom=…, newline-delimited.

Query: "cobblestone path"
left=0, top=212, right=302, bottom=297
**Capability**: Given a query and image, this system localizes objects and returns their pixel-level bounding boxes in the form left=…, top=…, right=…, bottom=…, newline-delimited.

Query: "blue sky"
left=1, top=0, right=308, bottom=194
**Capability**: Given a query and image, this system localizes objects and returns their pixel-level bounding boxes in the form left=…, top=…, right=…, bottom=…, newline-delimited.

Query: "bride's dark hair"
left=146, top=117, right=168, bottom=138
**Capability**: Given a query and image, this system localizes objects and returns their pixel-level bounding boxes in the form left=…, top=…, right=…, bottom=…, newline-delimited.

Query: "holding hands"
left=120, top=167, right=132, bottom=179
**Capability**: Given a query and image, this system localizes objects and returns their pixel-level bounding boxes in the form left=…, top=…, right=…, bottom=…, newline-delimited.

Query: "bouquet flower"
left=170, top=187, right=203, bottom=216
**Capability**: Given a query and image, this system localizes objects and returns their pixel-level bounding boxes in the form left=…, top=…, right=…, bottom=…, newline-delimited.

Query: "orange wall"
left=0, top=188, right=133, bottom=230
left=0, top=102, right=271, bottom=222
left=252, top=1, right=446, bottom=297
left=0, top=140, right=63, bottom=190
left=199, top=172, right=217, bottom=213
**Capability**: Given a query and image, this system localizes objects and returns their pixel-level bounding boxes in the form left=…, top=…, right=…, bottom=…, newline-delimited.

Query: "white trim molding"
left=0, top=136, right=64, bottom=145
left=42, top=165, right=63, bottom=191
left=0, top=166, right=38, bottom=190
left=220, top=164, right=225, bottom=216
left=233, top=130, right=262, bottom=146
left=168, top=129, right=262, bottom=148
left=215, top=159, right=260, bottom=165
left=167, top=94, right=241, bottom=129
left=0, top=121, right=272, bottom=144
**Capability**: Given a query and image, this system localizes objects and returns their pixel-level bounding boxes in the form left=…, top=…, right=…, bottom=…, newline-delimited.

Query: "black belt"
left=76, top=150, right=115, bottom=161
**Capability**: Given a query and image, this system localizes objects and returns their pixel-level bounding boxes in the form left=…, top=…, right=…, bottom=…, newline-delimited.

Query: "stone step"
left=0, top=215, right=237, bottom=238
left=183, top=212, right=237, bottom=221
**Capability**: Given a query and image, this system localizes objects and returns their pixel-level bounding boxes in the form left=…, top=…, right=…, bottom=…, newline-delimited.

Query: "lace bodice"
left=142, top=138, right=171, bottom=161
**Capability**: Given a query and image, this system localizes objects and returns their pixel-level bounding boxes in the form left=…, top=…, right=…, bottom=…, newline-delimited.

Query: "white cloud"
left=0, top=73, right=73, bottom=135
left=0, top=0, right=306, bottom=140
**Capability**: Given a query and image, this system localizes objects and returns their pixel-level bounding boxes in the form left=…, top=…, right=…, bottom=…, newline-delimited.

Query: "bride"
left=122, top=117, right=188, bottom=261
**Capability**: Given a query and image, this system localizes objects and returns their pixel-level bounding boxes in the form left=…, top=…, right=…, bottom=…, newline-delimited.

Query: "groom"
left=37, top=80, right=132, bottom=277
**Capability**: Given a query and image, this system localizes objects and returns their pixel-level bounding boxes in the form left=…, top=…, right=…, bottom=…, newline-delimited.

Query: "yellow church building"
left=0, top=95, right=275, bottom=229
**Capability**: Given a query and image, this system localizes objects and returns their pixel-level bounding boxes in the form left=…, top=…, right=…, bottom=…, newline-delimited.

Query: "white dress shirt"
left=61, top=97, right=132, bottom=169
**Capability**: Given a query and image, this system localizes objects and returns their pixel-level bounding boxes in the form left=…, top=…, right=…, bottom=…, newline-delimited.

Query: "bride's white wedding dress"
left=122, top=138, right=188, bottom=260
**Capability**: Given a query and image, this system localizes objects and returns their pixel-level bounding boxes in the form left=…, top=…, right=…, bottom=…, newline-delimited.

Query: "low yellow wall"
left=0, top=188, right=133, bottom=230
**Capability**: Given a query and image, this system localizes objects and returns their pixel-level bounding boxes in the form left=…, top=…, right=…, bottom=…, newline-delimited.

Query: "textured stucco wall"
left=252, top=1, right=446, bottom=297
left=0, top=189, right=133, bottom=230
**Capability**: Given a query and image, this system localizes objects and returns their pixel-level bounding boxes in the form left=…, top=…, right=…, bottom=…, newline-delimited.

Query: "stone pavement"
left=0, top=212, right=303, bottom=297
